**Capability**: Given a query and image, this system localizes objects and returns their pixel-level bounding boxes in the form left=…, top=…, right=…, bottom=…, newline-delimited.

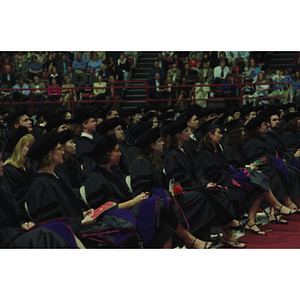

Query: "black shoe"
left=223, top=218, right=249, bottom=231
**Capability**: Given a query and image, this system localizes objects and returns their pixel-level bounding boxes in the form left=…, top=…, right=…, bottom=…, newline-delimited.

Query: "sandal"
left=221, top=237, right=246, bottom=248
left=245, top=222, right=267, bottom=235
left=185, top=238, right=212, bottom=249
left=274, top=205, right=295, bottom=216
left=289, top=205, right=300, bottom=214
left=269, top=215, right=289, bottom=225
left=223, top=218, right=249, bottom=231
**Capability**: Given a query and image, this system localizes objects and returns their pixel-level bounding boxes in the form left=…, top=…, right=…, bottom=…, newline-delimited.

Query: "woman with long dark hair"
left=131, top=127, right=216, bottom=248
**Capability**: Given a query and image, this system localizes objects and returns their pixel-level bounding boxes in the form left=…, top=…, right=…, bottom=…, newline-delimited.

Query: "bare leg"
left=244, top=196, right=266, bottom=235
left=162, top=237, right=172, bottom=249
left=74, top=236, right=85, bottom=249
left=263, top=189, right=295, bottom=215
left=281, top=195, right=299, bottom=213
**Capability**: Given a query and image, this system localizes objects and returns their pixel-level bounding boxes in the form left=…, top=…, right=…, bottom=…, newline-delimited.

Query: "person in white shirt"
left=213, top=60, right=229, bottom=84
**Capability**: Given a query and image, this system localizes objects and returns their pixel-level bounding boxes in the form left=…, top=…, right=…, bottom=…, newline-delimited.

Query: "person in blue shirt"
left=221, top=73, right=237, bottom=107
left=12, top=77, right=30, bottom=102
left=72, top=53, right=86, bottom=75
left=88, top=52, right=102, bottom=74
left=28, top=55, right=42, bottom=80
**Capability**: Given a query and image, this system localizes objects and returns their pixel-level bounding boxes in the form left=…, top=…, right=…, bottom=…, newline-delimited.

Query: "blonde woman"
left=61, top=76, right=76, bottom=110
left=2, top=126, right=35, bottom=203
left=93, top=75, right=107, bottom=101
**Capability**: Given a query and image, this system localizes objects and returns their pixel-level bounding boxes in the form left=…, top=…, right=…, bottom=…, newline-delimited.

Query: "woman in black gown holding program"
left=85, top=133, right=213, bottom=248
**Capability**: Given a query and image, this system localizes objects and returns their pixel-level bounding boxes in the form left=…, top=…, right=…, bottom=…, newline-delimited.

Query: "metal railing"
left=0, top=80, right=292, bottom=115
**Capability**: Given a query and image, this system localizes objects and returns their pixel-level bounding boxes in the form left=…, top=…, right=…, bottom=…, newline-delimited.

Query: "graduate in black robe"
left=244, top=116, right=300, bottom=211
left=54, top=130, right=85, bottom=193
left=71, top=110, right=98, bottom=178
left=23, top=131, right=139, bottom=248
left=264, top=109, right=300, bottom=167
left=0, top=160, right=80, bottom=248
left=280, top=112, right=300, bottom=150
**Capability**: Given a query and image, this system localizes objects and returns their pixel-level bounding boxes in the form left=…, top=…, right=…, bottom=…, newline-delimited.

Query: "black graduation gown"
left=1, top=164, right=34, bottom=204
left=85, top=164, right=181, bottom=248
left=22, top=172, right=137, bottom=248
left=264, top=130, right=296, bottom=164
left=222, top=145, right=272, bottom=208
left=197, top=147, right=253, bottom=217
left=85, top=165, right=132, bottom=209
left=164, top=147, right=236, bottom=232
left=74, top=136, right=95, bottom=163
left=244, top=137, right=300, bottom=201
left=127, top=146, right=139, bottom=167
left=74, top=136, right=96, bottom=177
left=22, top=173, right=83, bottom=234
left=280, top=130, right=300, bottom=150
left=55, top=157, right=85, bottom=189
left=0, top=185, right=70, bottom=248
left=118, top=142, right=131, bottom=175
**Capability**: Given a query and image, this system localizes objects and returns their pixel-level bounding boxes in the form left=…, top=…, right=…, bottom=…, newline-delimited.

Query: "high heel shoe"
left=244, top=222, right=267, bottom=235
left=223, top=218, right=249, bottom=231
left=185, top=238, right=212, bottom=249
left=274, top=205, right=295, bottom=216
left=221, top=237, right=246, bottom=248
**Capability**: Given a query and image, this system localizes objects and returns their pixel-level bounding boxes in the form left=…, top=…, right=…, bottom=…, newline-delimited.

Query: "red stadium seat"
left=80, top=93, right=93, bottom=100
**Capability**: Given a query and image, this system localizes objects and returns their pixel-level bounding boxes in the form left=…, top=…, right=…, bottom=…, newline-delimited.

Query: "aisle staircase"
left=268, top=51, right=298, bottom=71
left=123, top=52, right=160, bottom=109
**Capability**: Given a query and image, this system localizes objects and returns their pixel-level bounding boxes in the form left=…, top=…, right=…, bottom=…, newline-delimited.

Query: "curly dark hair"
left=224, top=128, right=244, bottom=150
left=283, top=118, right=300, bottom=133
left=244, top=128, right=261, bottom=142
left=93, top=146, right=115, bottom=165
